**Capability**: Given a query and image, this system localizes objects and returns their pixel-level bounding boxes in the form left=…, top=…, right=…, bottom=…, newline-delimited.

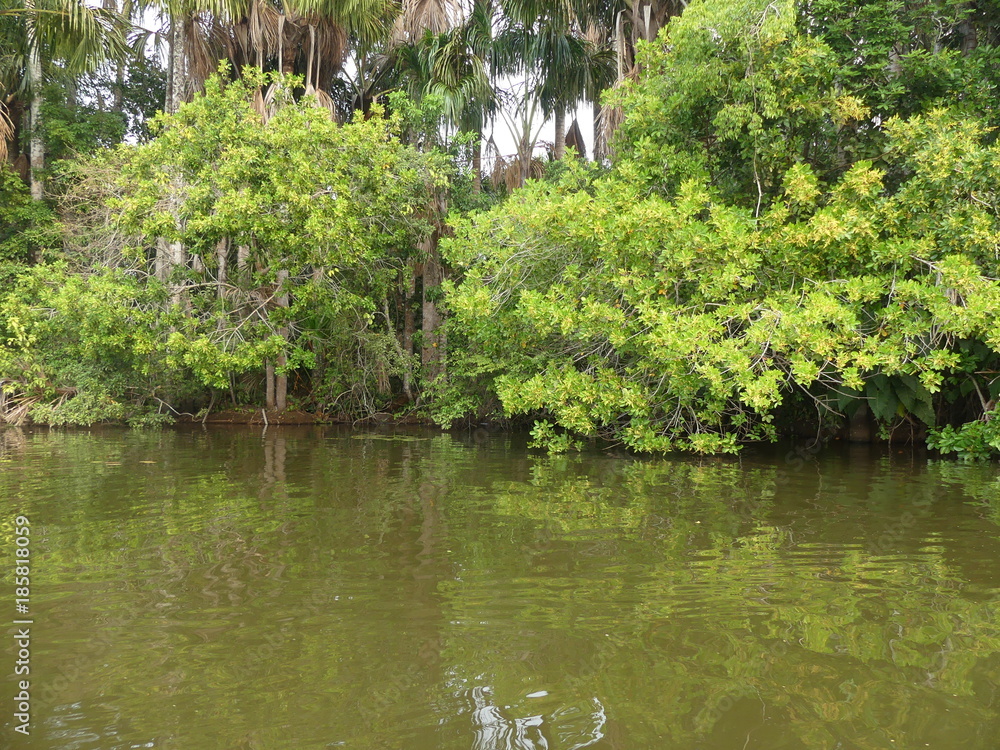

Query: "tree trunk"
left=277, top=14, right=296, bottom=76
left=401, top=261, right=416, bottom=401
left=275, top=354, right=288, bottom=410
left=472, top=132, right=482, bottom=193
left=275, top=268, right=289, bottom=411
left=593, top=100, right=605, bottom=163
left=888, top=44, right=903, bottom=78
left=168, top=17, right=188, bottom=114
left=265, top=362, right=276, bottom=410
left=168, top=238, right=186, bottom=305
left=165, top=26, right=174, bottom=110
left=420, top=216, right=445, bottom=384
left=554, top=106, right=566, bottom=160
left=216, top=237, right=229, bottom=298
left=282, top=39, right=297, bottom=76
left=26, top=0, right=44, bottom=200
left=155, top=238, right=170, bottom=282
left=959, top=5, right=978, bottom=55
left=165, top=172, right=187, bottom=305
left=113, top=65, right=125, bottom=112
left=237, top=244, right=249, bottom=282
left=517, top=130, right=531, bottom=188
left=65, top=78, right=78, bottom=110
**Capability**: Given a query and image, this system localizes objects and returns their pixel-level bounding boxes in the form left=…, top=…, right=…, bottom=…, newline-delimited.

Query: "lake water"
left=1, top=426, right=999, bottom=749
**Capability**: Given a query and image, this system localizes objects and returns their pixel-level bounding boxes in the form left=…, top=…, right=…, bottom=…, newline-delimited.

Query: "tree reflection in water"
left=6, top=429, right=1000, bottom=749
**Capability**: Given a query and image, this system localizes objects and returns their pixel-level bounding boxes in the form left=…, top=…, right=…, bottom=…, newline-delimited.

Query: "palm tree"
left=372, top=1, right=498, bottom=385
left=155, top=0, right=393, bottom=116
left=0, top=0, right=128, bottom=196
left=393, top=0, right=461, bottom=40
left=391, top=1, right=496, bottom=180
left=540, top=20, right=614, bottom=159
left=613, top=1, right=687, bottom=149
left=561, top=0, right=686, bottom=162
left=493, top=0, right=609, bottom=169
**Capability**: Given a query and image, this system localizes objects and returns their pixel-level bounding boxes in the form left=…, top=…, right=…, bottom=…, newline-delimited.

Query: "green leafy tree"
left=610, top=0, right=870, bottom=210
left=438, top=0, right=1000, bottom=455
left=0, top=264, right=188, bottom=426
left=107, top=69, right=448, bottom=413
left=0, top=163, right=58, bottom=277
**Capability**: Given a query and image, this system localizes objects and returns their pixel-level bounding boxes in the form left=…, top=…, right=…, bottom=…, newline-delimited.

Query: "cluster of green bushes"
left=3, top=0, right=1000, bottom=459
left=2, top=70, right=456, bottom=426
left=438, top=0, right=1000, bottom=457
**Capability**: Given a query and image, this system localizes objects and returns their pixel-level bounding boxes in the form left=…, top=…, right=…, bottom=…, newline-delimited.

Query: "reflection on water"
left=469, top=687, right=605, bottom=750
left=0, top=426, right=999, bottom=749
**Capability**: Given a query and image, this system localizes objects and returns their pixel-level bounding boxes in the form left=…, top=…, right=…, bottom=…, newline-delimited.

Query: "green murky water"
left=2, top=427, right=1000, bottom=749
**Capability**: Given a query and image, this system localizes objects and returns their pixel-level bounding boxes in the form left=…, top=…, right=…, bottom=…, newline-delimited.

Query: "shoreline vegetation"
left=3, top=0, right=1000, bottom=460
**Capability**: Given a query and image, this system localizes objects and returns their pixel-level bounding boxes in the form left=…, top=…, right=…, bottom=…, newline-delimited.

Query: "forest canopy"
left=2, top=0, right=1000, bottom=458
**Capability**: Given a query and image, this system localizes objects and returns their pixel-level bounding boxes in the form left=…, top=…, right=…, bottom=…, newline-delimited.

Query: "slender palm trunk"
left=421, top=243, right=445, bottom=383
left=28, top=76, right=43, bottom=201
left=26, top=0, right=44, bottom=200
left=162, top=17, right=189, bottom=303
left=554, top=106, right=566, bottom=160
left=593, top=100, right=606, bottom=163
left=420, top=195, right=446, bottom=383
left=275, top=268, right=289, bottom=411
left=275, top=353, right=288, bottom=410
left=165, top=26, right=174, bottom=109
left=265, top=362, right=275, bottom=410
left=113, top=66, right=124, bottom=111
left=472, top=132, right=482, bottom=193
left=169, top=18, right=188, bottom=114
left=401, top=261, right=416, bottom=401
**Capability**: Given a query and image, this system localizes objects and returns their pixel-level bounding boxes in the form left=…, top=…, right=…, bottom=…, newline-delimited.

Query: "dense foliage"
left=438, top=0, right=1000, bottom=455
left=2, top=72, right=447, bottom=424
left=0, top=165, right=58, bottom=276
left=3, top=0, right=1000, bottom=459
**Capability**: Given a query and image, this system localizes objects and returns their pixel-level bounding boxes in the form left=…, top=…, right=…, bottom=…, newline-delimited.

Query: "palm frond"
left=301, top=0, right=395, bottom=50
left=391, top=0, right=460, bottom=43
left=34, top=0, right=130, bottom=75
left=186, top=11, right=231, bottom=86
left=0, top=99, right=12, bottom=160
